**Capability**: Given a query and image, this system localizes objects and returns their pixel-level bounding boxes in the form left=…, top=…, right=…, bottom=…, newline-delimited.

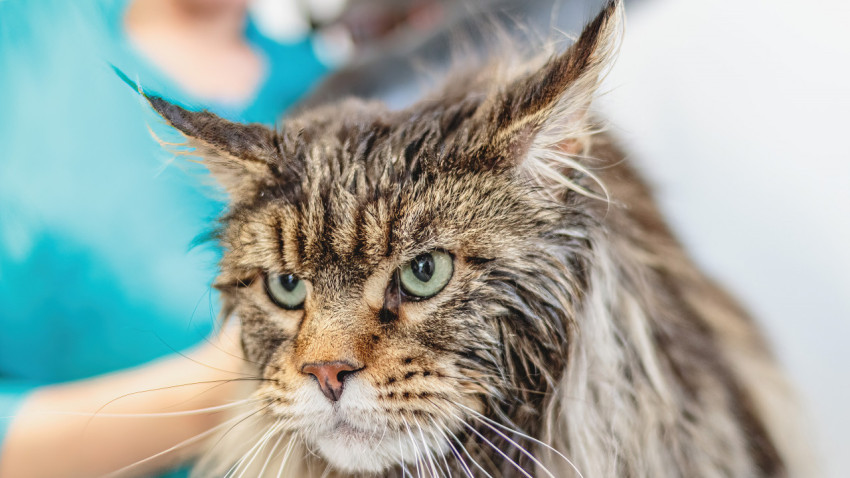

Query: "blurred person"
left=0, top=0, right=328, bottom=476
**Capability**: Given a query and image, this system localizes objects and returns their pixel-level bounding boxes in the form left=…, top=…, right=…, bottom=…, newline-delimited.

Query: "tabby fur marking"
left=146, top=1, right=804, bottom=476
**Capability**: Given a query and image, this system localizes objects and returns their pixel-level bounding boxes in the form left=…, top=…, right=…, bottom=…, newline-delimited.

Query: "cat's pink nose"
left=300, top=361, right=361, bottom=402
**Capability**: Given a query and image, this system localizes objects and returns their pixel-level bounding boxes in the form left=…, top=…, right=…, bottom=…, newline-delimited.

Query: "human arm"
left=0, top=325, right=249, bottom=478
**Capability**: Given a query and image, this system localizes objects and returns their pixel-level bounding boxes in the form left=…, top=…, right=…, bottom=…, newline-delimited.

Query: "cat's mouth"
left=328, top=418, right=381, bottom=442
left=311, top=418, right=399, bottom=473
left=306, top=410, right=450, bottom=473
left=274, top=376, right=458, bottom=472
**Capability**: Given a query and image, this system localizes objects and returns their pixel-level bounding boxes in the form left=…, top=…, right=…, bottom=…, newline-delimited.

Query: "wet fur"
left=146, top=2, right=803, bottom=476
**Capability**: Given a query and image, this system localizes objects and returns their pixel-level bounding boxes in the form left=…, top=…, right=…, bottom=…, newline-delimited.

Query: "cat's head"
left=149, top=1, right=620, bottom=474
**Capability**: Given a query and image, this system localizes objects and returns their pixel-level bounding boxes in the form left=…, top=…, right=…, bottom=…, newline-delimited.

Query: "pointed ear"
left=482, top=0, right=621, bottom=192
left=145, top=95, right=280, bottom=201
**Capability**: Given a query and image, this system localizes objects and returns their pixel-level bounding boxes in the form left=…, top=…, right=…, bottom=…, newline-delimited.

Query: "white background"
left=599, top=0, right=850, bottom=476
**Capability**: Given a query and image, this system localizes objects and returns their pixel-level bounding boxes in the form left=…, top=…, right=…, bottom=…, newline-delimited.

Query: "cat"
left=143, top=1, right=805, bottom=476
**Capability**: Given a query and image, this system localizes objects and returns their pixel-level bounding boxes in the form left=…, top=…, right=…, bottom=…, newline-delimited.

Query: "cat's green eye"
left=265, top=273, right=307, bottom=310
left=398, top=251, right=453, bottom=300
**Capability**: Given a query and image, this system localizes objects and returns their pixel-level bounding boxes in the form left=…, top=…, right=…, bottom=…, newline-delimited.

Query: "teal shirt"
left=0, top=0, right=327, bottom=475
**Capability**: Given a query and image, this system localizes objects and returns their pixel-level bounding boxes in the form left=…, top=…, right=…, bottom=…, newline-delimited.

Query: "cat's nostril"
left=337, top=368, right=355, bottom=383
left=300, top=361, right=362, bottom=402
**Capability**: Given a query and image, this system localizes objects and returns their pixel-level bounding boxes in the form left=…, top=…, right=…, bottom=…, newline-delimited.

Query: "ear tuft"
left=143, top=94, right=280, bottom=202
left=484, top=0, right=623, bottom=198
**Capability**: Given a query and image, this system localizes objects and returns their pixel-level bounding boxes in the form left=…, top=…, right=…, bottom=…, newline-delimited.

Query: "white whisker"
left=462, top=410, right=555, bottom=478
left=257, top=426, right=286, bottom=477
left=432, top=423, right=474, bottom=478
left=437, top=422, right=493, bottom=478
left=398, top=431, right=412, bottom=478
left=446, top=411, right=532, bottom=478
left=101, top=409, right=255, bottom=478
left=40, top=399, right=260, bottom=420
left=401, top=416, right=424, bottom=478
left=223, top=425, right=267, bottom=478
left=412, top=415, right=440, bottom=478
left=276, top=434, right=297, bottom=478
left=457, top=403, right=584, bottom=478
left=234, top=419, right=283, bottom=478
left=423, top=418, right=453, bottom=478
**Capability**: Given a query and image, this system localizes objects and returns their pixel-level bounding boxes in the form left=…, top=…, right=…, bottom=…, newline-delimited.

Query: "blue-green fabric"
left=0, top=0, right=327, bottom=475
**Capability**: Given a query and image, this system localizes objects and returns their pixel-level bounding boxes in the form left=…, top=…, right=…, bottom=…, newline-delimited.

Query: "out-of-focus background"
left=293, top=0, right=850, bottom=475
left=3, top=0, right=846, bottom=474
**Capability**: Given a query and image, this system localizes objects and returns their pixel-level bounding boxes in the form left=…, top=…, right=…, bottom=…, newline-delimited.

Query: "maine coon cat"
left=143, top=1, right=803, bottom=476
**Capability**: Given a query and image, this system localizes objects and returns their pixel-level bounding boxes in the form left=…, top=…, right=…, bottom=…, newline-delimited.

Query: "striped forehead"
left=220, top=153, right=540, bottom=288
left=226, top=193, right=396, bottom=280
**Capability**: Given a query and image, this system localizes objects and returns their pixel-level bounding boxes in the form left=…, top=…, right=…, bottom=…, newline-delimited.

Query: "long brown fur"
left=144, top=2, right=804, bottom=476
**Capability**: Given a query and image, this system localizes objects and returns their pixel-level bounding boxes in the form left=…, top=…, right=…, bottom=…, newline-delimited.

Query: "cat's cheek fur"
left=229, top=288, right=300, bottom=367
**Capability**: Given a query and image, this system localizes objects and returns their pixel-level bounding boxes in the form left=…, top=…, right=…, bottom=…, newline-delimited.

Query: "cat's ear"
left=482, top=0, right=621, bottom=188
left=146, top=96, right=279, bottom=201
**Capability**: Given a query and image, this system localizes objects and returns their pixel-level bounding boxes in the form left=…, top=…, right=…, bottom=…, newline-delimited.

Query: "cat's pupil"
left=280, top=274, right=299, bottom=292
left=410, top=254, right=435, bottom=282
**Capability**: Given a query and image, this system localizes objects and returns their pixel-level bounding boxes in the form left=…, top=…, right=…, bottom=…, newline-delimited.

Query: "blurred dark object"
left=301, top=0, right=610, bottom=109
left=310, top=0, right=450, bottom=47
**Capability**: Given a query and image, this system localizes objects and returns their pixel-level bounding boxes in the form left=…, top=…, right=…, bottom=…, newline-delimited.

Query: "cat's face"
left=147, top=2, right=620, bottom=473
left=218, top=151, right=555, bottom=472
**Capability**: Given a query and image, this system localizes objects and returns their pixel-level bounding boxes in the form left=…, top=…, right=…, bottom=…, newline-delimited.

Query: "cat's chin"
left=312, top=421, right=450, bottom=474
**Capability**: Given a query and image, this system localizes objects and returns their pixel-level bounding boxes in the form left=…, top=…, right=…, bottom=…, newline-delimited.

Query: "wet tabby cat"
left=146, top=1, right=803, bottom=476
